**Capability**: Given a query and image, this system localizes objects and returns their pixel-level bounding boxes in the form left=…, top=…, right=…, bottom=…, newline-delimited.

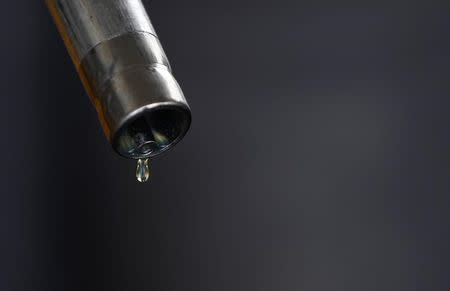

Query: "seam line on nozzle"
left=76, top=30, right=159, bottom=68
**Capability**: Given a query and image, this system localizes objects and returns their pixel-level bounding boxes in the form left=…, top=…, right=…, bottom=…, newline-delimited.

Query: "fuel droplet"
left=136, top=158, right=150, bottom=183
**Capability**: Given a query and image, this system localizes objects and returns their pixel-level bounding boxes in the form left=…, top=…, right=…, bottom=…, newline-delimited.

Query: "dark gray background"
left=1, top=1, right=450, bottom=290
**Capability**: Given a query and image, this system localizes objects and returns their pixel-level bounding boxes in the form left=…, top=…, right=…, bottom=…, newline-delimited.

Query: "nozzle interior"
left=113, top=105, right=191, bottom=159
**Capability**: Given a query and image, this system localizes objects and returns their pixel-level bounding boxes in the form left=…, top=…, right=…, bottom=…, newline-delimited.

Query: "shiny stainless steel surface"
left=46, top=0, right=191, bottom=159
left=80, top=32, right=170, bottom=89
left=47, top=0, right=157, bottom=61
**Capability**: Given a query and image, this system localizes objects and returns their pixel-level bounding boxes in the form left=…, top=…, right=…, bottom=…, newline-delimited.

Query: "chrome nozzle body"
left=47, top=0, right=191, bottom=159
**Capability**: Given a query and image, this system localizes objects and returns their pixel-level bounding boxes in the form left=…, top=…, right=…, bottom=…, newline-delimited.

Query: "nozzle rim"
left=111, top=101, right=192, bottom=160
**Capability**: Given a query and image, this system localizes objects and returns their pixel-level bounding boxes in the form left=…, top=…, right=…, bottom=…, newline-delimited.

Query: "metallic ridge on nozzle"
left=46, top=0, right=191, bottom=159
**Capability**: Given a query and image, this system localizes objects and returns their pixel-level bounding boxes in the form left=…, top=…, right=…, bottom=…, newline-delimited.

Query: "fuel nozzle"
left=46, top=0, right=191, bottom=163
